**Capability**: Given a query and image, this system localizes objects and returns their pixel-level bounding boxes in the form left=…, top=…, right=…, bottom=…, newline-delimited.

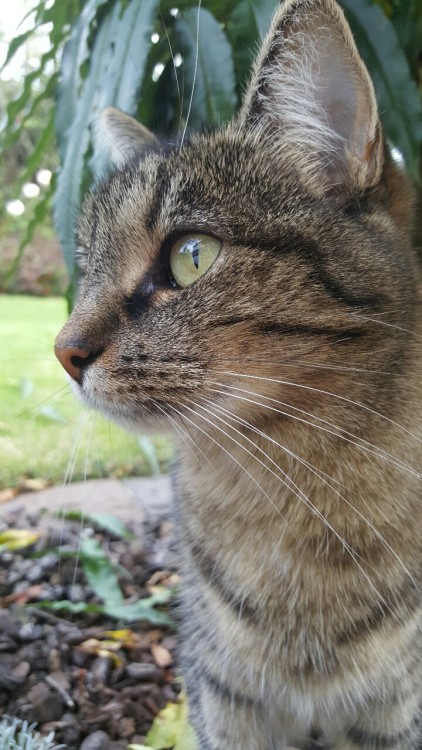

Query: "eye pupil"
left=192, top=245, right=199, bottom=269
left=169, top=233, right=221, bottom=288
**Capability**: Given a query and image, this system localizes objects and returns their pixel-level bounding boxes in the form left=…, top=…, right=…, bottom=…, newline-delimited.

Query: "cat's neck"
left=175, top=389, right=422, bottom=569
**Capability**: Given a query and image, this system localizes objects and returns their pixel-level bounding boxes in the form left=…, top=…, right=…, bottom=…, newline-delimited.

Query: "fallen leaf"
left=1, top=584, right=43, bottom=606
left=19, top=478, right=49, bottom=492
left=147, top=571, right=181, bottom=588
left=147, top=630, right=165, bottom=643
left=63, top=510, right=133, bottom=539
left=77, top=638, right=123, bottom=666
left=151, top=642, right=173, bottom=669
left=144, top=692, right=198, bottom=750
left=0, top=529, right=41, bottom=551
left=101, top=629, right=144, bottom=649
left=78, top=637, right=122, bottom=653
left=0, top=488, right=18, bottom=504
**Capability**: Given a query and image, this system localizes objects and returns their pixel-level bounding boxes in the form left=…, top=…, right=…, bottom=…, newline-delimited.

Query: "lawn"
left=0, top=294, right=173, bottom=489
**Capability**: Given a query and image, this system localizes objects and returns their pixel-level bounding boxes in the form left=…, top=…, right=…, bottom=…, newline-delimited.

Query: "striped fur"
left=55, top=0, right=421, bottom=747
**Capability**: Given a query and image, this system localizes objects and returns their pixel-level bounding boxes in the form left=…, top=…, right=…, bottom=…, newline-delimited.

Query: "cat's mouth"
left=67, top=365, right=174, bottom=434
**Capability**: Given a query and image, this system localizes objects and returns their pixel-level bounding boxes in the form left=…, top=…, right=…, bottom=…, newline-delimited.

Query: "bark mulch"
left=0, top=501, right=180, bottom=749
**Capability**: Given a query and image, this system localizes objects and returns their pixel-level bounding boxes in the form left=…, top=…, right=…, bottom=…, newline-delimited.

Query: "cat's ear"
left=238, top=0, right=383, bottom=192
left=95, top=107, right=157, bottom=168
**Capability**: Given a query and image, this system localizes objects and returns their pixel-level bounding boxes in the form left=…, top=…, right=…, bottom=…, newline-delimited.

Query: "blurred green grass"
left=0, top=294, right=173, bottom=489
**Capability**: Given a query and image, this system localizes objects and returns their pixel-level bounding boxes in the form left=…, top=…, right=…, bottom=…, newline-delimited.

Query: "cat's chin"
left=68, top=376, right=165, bottom=435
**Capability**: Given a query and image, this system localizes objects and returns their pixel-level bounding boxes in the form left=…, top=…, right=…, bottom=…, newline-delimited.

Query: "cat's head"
left=55, top=0, right=416, bottom=436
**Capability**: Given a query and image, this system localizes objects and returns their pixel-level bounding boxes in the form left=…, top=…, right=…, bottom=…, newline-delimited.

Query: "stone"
left=80, top=730, right=111, bottom=750
left=25, top=564, right=44, bottom=583
left=125, top=662, right=161, bottom=682
left=27, top=682, right=63, bottom=723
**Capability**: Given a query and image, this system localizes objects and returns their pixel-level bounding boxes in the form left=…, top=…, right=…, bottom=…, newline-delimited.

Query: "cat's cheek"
left=65, top=369, right=97, bottom=412
left=68, top=369, right=139, bottom=428
left=64, top=373, right=84, bottom=402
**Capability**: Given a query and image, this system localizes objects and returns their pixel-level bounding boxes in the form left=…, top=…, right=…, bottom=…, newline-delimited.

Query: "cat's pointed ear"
left=95, top=107, right=157, bottom=168
left=238, top=0, right=383, bottom=192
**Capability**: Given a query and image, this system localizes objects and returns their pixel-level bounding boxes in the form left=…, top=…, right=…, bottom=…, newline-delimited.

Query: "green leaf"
left=340, top=0, right=422, bottom=179
left=55, top=0, right=111, bottom=159
left=5, top=174, right=56, bottom=282
left=79, top=536, right=124, bottom=608
left=54, top=0, right=160, bottom=272
left=103, top=586, right=173, bottom=626
left=36, top=600, right=105, bottom=615
left=138, top=436, right=161, bottom=477
left=0, top=529, right=41, bottom=551
left=17, top=111, right=56, bottom=187
left=54, top=6, right=113, bottom=272
left=36, top=595, right=172, bottom=626
left=103, top=599, right=173, bottom=627
left=0, top=30, right=35, bottom=72
left=3, top=51, right=52, bottom=140
left=36, top=405, right=67, bottom=424
left=227, top=0, right=276, bottom=94
left=90, top=0, right=161, bottom=178
left=20, top=378, right=34, bottom=399
left=145, top=693, right=198, bottom=750
left=63, top=510, right=133, bottom=539
left=173, top=7, right=237, bottom=132
left=388, top=0, right=422, bottom=68
left=3, top=73, right=58, bottom=151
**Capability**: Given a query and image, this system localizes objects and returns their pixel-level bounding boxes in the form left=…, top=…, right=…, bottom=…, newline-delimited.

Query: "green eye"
left=169, top=233, right=221, bottom=288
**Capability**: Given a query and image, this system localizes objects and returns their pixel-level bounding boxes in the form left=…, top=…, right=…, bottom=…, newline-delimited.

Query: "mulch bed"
left=0, top=502, right=180, bottom=749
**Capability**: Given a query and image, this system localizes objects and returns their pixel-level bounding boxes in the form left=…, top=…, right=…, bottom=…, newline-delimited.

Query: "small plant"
left=36, top=518, right=173, bottom=626
left=0, top=717, right=65, bottom=750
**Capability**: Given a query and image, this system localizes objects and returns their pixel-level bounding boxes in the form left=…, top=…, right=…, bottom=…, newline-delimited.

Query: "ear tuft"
left=238, top=0, right=383, bottom=192
left=94, top=107, right=157, bottom=169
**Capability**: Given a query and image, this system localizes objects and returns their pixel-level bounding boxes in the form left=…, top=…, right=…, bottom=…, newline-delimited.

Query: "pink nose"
left=54, top=345, right=92, bottom=382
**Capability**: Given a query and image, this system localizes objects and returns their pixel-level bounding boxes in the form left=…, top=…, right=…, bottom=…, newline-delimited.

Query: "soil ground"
left=0, top=477, right=177, bottom=749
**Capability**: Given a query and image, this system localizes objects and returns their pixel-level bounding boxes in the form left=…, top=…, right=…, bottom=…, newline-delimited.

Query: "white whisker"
left=151, top=398, right=212, bottom=468
left=210, top=383, right=420, bottom=479
left=167, top=402, right=288, bottom=525
left=222, top=355, right=389, bottom=375
left=179, top=0, right=201, bottom=151
left=159, top=11, right=182, bottom=116
left=215, top=370, right=422, bottom=446
left=183, top=399, right=398, bottom=622
left=357, top=316, right=422, bottom=340
left=203, top=397, right=417, bottom=586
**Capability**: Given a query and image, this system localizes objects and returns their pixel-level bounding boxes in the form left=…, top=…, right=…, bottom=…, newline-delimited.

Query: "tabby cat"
left=55, top=0, right=422, bottom=747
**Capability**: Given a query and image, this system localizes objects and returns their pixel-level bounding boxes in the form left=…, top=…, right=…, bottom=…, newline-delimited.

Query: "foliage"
left=37, top=534, right=173, bottom=625
left=0, top=294, right=173, bottom=489
left=1, top=0, right=422, bottom=278
left=0, top=717, right=64, bottom=750
left=0, top=529, right=41, bottom=551
left=129, top=690, right=198, bottom=750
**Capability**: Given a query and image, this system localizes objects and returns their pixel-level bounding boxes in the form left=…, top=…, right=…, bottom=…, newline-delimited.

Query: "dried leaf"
left=0, top=488, right=18, bottom=504
left=76, top=638, right=123, bottom=666
left=101, top=629, right=144, bottom=649
left=19, top=478, right=49, bottom=492
left=2, top=584, right=43, bottom=606
left=151, top=642, right=173, bottom=669
left=144, top=692, right=198, bottom=750
left=0, top=529, right=41, bottom=551
left=78, top=637, right=123, bottom=654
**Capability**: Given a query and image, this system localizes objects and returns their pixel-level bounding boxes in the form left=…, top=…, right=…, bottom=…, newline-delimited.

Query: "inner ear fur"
left=238, top=0, right=383, bottom=193
left=95, top=107, right=157, bottom=168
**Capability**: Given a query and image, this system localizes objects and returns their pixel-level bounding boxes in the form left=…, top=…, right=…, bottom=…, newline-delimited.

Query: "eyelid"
left=160, top=227, right=221, bottom=255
